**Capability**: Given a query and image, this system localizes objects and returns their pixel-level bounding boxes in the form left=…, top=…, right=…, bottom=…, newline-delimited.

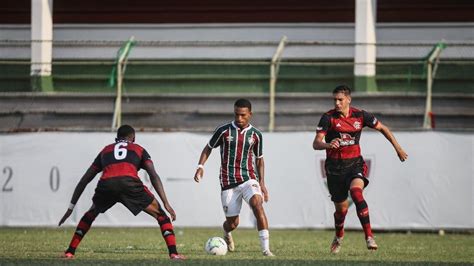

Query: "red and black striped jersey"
left=316, top=107, right=379, bottom=160
left=91, top=140, right=152, bottom=180
left=208, top=121, right=263, bottom=190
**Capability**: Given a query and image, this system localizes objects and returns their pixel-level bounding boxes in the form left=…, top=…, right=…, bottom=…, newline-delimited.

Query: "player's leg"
left=223, top=216, right=239, bottom=251
left=327, top=174, right=350, bottom=254
left=118, top=178, right=184, bottom=260
left=143, top=198, right=184, bottom=259
left=244, top=180, right=273, bottom=256
left=221, top=187, right=243, bottom=252
left=64, top=180, right=118, bottom=258
left=334, top=200, right=349, bottom=238
left=349, top=177, right=377, bottom=250
left=63, top=205, right=100, bottom=258
left=248, top=194, right=273, bottom=256
left=330, top=200, right=348, bottom=254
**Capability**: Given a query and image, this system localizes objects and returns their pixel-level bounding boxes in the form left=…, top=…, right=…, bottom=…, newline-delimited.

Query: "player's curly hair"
left=333, top=85, right=352, bottom=96
left=234, top=98, right=252, bottom=111
left=116, top=125, right=135, bottom=140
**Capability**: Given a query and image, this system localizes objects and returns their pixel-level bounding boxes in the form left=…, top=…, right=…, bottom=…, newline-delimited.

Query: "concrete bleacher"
left=1, top=22, right=473, bottom=132
left=0, top=92, right=472, bottom=132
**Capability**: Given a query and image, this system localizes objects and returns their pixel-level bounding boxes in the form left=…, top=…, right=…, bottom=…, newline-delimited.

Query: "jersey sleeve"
left=140, top=148, right=153, bottom=169
left=316, top=113, right=331, bottom=135
left=362, top=110, right=379, bottom=128
left=91, top=152, right=103, bottom=172
left=208, top=126, right=225, bottom=148
left=253, top=131, right=264, bottom=158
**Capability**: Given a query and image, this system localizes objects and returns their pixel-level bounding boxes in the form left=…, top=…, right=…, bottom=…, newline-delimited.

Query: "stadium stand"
left=0, top=0, right=473, bottom=131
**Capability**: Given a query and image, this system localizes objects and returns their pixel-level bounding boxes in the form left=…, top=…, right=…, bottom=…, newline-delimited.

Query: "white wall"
left=0, top=131, right=472, bottom=229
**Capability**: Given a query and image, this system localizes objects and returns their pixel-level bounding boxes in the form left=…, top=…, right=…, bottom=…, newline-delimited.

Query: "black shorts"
left=325, top=157, right=369, bottom=203
left=92, top=176, right=154, bottom=216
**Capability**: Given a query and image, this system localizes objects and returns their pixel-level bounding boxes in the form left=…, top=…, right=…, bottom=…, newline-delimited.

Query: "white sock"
left=258, top=229, right=270, bottom=252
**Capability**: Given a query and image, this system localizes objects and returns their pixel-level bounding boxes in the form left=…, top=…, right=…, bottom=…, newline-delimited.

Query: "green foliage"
left=0, top=228, right=472, bottom=265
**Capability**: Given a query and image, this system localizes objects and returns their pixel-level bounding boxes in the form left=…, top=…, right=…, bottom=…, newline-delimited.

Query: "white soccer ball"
left=205, top=236, right=228, bottom=256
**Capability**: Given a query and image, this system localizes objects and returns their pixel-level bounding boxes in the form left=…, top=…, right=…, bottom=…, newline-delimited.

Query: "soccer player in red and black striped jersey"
left=313, top=85, right=408, bottom=254
left=193, top=99, right=274, bottom=256
left=58, top=125, right=185, bottom=260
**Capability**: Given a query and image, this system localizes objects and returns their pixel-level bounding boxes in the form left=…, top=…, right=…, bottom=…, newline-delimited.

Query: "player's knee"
left=250, top=202, right=264, bottom=216
left=83, top=210, right=98, bottom=223
left=250, top=195, right=263, bottom=208
left=229, top=222, right=238, bottom=230
left=225, top=218, right=239, bottom=230
left=335, top=209, right=348, bottom=217
left=350, top=187, right=364, bottom=203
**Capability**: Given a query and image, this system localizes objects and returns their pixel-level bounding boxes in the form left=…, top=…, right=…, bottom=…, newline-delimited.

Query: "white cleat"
left=366, top=236, right=378, bottom=250
left=330, top=236, right=343, bottom=254
left=263, top=250, right=275, bottom=257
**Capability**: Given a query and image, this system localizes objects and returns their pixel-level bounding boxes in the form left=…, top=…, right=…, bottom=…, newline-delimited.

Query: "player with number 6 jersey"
left=58, top=125, right=185, bottom=260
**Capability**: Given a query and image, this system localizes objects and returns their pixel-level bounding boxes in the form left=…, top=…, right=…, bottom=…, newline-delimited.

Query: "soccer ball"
left=205, top=236, right=228, bottom=255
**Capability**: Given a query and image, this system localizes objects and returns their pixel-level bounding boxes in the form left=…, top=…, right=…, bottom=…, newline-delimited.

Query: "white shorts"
left=221, top=179, right=262, bottom=217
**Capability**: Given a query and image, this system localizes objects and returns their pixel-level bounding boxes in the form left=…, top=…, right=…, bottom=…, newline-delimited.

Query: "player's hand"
left=260, top=184, right=269, bottom=202
left=397, top=148, right=408, bottom=162
left=329, top=138, right=341, bottom=149
left=58, top=209, right=73, bottom=226
left=194, top=168, right=204, bottom=183
left=164, top=203, right=176, bottom=221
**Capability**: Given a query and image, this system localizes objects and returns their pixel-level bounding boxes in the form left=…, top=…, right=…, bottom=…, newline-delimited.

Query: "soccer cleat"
left=366, top=236, right=378, bottom=250
left=61, top=252, right=75, bottom=259
left=224, top=234, right=235, bottom=252
left=262, top=250, right=275, bottom=257
left=330, top=236, right=343, bottom=254
left=169, top=253, right=186, bottom=260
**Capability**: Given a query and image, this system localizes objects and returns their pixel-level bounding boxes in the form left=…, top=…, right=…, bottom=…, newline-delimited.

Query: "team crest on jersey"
left=226, top=135, right=234, bottom=142
left=248, top=137, right=255, bottom=145
left=353, top=121, right=361, bottom=129
left=339, top=133, right=355, bottom=146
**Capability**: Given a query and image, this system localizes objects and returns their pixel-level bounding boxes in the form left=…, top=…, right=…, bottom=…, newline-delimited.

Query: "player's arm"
left=58, top=166, right=98, bottom=226
left=313, top=132, right=341, bottom=150
left=143, top=161, right=176, bottom=220
left=374, top=122, right=408, bottom=162
left=313, top=114, right=340, bottom=150
left=193, top=145, right=212, bottom=183
left=256, top=157, right=269, bottom=202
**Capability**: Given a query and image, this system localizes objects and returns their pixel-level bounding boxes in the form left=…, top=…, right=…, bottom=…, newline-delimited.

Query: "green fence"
left=1, top=59, right=473, bottom=93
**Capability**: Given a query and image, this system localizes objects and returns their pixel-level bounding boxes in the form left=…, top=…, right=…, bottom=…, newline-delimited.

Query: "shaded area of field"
left=0, top=227, right=472, bottom=265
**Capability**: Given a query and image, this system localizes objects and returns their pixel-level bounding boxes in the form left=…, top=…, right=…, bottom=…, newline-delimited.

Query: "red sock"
left=157, top=215, right=177, bottom=255
left=350, top=187, right=373, bottom=239
left=66, top=210, right=97, bottom=254
left=334, top=210, right=348, bottom=238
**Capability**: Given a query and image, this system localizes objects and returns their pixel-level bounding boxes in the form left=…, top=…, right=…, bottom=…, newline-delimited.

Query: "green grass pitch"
left=0, top=227, right=472, bottom=265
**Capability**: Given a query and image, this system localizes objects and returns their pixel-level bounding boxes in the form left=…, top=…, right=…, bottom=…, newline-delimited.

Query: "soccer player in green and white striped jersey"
left=193, top=99, right=273, bottom=257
